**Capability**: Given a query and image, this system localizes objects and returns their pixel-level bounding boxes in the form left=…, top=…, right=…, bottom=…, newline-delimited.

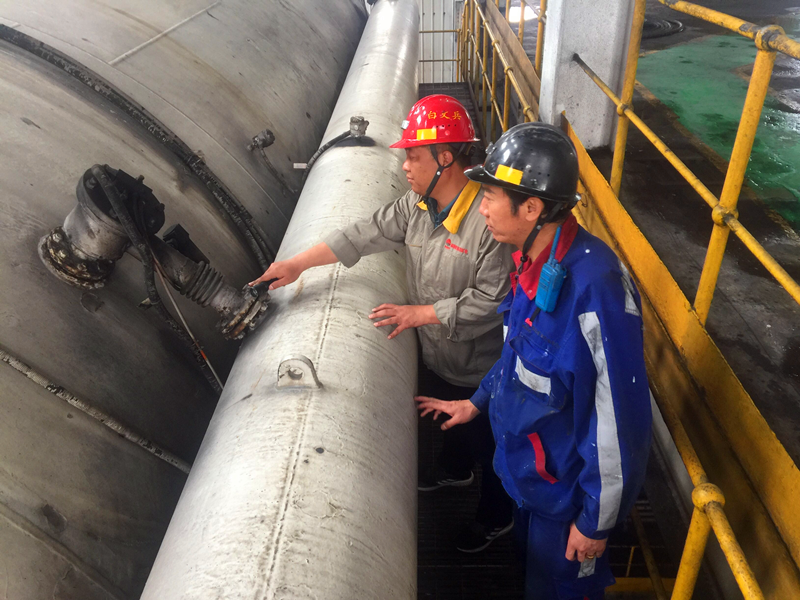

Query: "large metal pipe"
left=141, top=1, right=421, bottom=597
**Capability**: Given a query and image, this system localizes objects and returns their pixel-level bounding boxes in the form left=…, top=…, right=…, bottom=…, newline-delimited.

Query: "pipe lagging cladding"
left=140, top=1, right=420, bottom=598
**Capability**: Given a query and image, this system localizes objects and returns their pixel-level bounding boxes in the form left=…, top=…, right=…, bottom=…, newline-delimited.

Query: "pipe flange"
left=218, top=288, right=268, bottom=340
left=38, top=227, right=115, bottom=289
left=225, top=298, right=268, bottom=340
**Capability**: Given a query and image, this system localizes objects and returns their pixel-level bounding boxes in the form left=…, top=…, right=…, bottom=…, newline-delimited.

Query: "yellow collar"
left=416, top=180, right=481, bottom=234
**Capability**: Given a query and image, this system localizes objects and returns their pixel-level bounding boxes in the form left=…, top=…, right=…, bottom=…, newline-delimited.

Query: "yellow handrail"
left=572, top=54, right=800, bottom=317
left=576, top=11, right=800, bottom=325
left=656, top=387, right=765, bottom=600
left=568, top=2, right=800, bottom=598
left=659, top=0, right=800, bottom=59
left=459, top=0, right=537, bottom=138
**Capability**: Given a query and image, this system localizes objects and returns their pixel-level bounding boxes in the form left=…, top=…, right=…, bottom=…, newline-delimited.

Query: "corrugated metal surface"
left=419, top=0, right=461, bottom=83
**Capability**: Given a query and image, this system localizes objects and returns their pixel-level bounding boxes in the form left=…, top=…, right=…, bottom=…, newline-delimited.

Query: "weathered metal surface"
left=0, top=1, right=365, bottom=597
left=141, top=0, right=420, bottom=597
left=0, top=0, right=367, bottom=251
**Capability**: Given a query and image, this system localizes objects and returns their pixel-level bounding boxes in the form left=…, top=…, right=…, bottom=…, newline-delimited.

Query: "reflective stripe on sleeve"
left=578, top=311, right=623, bottom=531
left=619, top=260, right=641, bottom=317
left=515, top=357, right=551, bottom=395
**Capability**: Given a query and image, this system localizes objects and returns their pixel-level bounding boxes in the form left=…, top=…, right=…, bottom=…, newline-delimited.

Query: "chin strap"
left=421, top=144, right=468, bottom=221
left=517, top=201, right=573, bottom=275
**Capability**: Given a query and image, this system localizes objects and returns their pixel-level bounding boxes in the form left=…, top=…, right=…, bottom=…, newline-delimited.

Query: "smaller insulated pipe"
left=141, top=1, right=420, bottom=598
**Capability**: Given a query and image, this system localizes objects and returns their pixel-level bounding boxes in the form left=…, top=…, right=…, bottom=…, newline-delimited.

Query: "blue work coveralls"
left=470, top=215, right=653, bottom=599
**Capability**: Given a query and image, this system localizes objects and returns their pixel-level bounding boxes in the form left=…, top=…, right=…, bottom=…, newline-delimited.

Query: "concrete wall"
left=539, top=0, right=634, bottom=149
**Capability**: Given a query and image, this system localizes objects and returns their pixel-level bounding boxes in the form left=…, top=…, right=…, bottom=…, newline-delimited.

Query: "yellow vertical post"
left=457, top=10, right=463, bottom=82
left=482, top=18, right=489, bottom=136
left=671, top=484, right=725, bottom=600
left=491, top=40, right=499, bottom=140
left=625, top=546, right=636, bottom=578
left=469, top=0, right=478, bottom=91
left=467, top=0, right=474, bottom=88
left=534, top=0, right=547, bottom=76
left=631, top=507, right=669, bottom=600
left=609, top=0, right=646, bottom=196
left=518, top=0, right=526, bottom=44
left=464, top=1, right=471, bottom=85
left=505, top=0, right=511, bottom=21
left=503, top=66, right=512, bottom=131
left=672, top=507, right=712, bottom=600
left=693, top=34, right=779, bottom=324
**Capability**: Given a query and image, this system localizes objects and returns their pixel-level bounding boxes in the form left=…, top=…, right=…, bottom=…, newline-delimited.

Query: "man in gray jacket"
left=251, top=95, right=514, bottom=551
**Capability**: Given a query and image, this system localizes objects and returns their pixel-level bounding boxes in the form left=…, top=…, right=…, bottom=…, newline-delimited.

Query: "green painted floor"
left=636, top=33, right=800, bottom=230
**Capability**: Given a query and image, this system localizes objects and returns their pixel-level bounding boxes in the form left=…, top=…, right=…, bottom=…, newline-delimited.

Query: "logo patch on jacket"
left=444, top=238, right=468, bottom=255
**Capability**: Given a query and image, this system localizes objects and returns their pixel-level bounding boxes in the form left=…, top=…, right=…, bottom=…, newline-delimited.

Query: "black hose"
left=91, top=165, right=223, bottom=395
left=303, top=130, right=352, bottom=182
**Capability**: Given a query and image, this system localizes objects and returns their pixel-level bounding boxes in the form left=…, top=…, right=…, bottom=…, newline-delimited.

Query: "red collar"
left=510, top=214, right=579, bottom=300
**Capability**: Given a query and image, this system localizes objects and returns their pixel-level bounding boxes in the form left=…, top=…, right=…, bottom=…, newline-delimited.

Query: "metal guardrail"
left=419, top=1, right=547, bottom=137
left=576, top=0, right=800, bottom=325
left=459, top=0, right=542, bottom=139
left=654, top=378, right=765, bottom=600
left=427, top=1, right=800, bottom=598
left=570, top=0, right=800, bottom=598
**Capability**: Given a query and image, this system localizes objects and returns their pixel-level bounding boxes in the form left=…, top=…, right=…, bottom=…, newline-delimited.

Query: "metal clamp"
left=277, top=355, right=322, bottom=389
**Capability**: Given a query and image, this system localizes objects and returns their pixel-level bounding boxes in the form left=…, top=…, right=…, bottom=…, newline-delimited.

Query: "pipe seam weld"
left=0, top=348, right=191, bottom=473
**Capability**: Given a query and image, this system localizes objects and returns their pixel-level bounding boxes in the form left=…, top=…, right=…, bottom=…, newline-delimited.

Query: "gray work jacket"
left=324, top=181, right=513, bottom=387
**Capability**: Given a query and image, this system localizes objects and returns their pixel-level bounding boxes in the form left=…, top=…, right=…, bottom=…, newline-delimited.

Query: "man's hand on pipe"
left=249, top=242, right=339, bottom=291
left=369, top=304, right=441, bottom=339
left=369, top=303, right=439, bottom=339
left=249, top=258, right=302, bottom=290
left=414, top=397, right=479, bottom=430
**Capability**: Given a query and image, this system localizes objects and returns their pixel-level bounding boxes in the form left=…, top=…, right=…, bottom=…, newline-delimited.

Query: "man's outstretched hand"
left=249, top=258, right=302, bottom=290
left=414, top=396, right=479, bottom=430
left=248, top=242, right=339, bottom=291
left=369, top=304, right=439, bottom=339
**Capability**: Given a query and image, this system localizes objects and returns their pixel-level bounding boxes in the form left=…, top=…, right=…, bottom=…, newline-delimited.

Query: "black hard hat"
left=464, top=122, right=580, bottom=205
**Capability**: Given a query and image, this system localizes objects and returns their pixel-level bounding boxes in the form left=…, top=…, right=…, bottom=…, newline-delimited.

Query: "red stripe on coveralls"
left=527, top=432, right=559, bottom=484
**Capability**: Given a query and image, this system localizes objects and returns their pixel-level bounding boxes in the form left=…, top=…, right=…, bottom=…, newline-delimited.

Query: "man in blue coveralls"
left=415, top=122, right=653, bottom=600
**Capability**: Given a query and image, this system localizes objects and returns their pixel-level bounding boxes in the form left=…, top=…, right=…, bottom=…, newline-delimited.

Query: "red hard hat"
left=390, top=95, right=479, bottom=149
